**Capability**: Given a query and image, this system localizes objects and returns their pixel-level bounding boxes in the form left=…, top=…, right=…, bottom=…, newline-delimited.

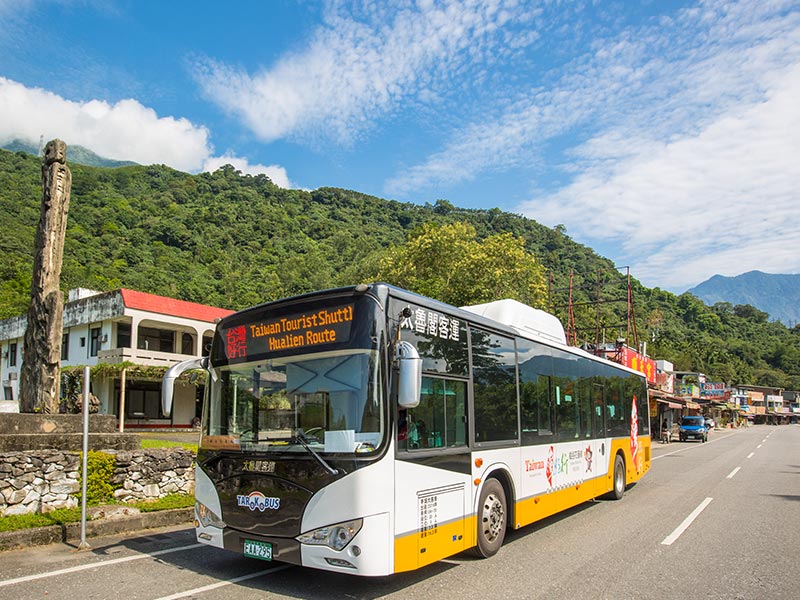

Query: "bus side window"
left=400, top=376, right=467, bottom=450
left=518, top=337, right=554, bottom=444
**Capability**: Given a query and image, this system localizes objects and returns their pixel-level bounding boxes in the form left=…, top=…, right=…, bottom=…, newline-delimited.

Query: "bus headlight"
left=296, top=519, right=362, bottom=551
left=196, top=501, right=226, bottom=528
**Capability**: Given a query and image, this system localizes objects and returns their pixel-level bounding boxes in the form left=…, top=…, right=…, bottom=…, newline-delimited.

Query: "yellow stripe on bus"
left=394, top=516, right=475, bottom=573
left=394, top=436, right=651, bottom=573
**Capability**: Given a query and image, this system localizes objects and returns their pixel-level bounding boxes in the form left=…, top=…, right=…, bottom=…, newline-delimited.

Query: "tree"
left=375, top=222, right=547, bottom=307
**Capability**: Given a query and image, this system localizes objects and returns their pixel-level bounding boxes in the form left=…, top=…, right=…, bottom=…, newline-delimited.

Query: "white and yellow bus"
left=162, top=283, right=650, bottom=576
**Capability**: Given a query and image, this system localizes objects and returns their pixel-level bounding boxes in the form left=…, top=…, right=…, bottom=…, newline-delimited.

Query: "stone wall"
left=111, top=449, right=195, bottom=503
left=0, top=448, right=195, bottom=516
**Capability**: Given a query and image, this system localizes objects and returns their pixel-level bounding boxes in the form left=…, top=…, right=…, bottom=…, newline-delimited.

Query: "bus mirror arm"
left=162, top=357, right=208, bottom=417
left=396, top=341, right=422, bottom=409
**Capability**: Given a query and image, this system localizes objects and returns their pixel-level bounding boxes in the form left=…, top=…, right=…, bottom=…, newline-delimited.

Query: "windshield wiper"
left=294, top=429, right=343, bottom=476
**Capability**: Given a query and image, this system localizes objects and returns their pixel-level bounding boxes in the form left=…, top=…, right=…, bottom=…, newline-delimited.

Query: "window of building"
left=61, top=332, right=69, bottom=361
left=138, top=327, right=175, bottom=353
left=8, top=343, right=17, bottom=367
left=117, top=323, right=131, bottom=348
left=3, top=386, right=13, bottom=401
left=90, top=327, right=102, bottom=357
left=125, top=382, right=163, bottom=420
left=181, top=332, right=195, bottom=355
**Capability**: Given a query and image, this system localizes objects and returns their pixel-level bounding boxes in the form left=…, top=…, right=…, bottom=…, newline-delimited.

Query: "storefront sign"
left=618, top=347, right=657, bottom=384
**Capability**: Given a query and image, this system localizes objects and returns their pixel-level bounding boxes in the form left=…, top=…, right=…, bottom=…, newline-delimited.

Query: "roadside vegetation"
left=0, top=494, right=194, bottom=532
left=140, top=438, right=198, bottom=452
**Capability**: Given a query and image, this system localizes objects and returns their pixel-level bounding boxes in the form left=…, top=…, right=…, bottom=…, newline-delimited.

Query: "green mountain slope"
left=1, top=149, right=797, bottom=388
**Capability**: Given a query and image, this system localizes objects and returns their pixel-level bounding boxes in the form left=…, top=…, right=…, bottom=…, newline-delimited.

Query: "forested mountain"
left=1, top=148, right=798, bottom=388
left=688, top=271, right=800, bottom=327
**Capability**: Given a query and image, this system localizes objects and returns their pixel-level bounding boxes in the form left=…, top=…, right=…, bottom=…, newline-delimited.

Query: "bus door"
left=394, top=376, right=470, bottom=571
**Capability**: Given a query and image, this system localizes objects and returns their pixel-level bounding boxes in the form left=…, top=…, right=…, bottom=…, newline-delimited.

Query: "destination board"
left=222, top=304, right=354, bottom=361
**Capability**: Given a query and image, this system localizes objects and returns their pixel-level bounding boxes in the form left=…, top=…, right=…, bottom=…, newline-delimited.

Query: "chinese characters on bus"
left=419, top=495, right=438, bottom=538
left=402, top=307, right=460, bottom=341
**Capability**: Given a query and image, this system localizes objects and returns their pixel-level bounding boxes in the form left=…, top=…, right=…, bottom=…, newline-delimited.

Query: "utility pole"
left=19, top=140, right=72, bottom=413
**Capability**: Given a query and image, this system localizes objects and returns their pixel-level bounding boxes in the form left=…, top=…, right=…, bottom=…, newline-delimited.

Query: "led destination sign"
left=224, top=305, right=354, bottom=360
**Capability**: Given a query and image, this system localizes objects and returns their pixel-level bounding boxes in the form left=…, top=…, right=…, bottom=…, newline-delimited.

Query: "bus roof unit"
left=461, top=299, right=567, bottom=346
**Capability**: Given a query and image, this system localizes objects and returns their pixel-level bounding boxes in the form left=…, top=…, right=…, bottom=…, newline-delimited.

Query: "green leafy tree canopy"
left=375, top=222, right=546, bottom=308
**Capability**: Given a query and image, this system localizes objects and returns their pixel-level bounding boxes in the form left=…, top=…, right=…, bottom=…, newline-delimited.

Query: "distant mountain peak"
left=688, top=272, right=800, bottom=326
left=1, top=139, right=138, bottom=168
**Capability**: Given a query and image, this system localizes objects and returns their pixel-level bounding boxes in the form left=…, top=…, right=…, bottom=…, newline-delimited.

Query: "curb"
left=0, top=507, right=193, bottom=552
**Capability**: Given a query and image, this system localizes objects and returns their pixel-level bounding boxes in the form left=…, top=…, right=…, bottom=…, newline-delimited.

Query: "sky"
left=1, top=0, right=798, bottom=293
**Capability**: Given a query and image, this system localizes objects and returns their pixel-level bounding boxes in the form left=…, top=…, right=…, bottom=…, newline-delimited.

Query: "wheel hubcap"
left=481, top=493, right=504, bottom=542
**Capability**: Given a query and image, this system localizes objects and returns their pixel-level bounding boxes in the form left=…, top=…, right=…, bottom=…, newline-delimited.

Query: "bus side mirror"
left=396, top=341, right=422, bottom=409
left=162, top=357, right=207, bottom=417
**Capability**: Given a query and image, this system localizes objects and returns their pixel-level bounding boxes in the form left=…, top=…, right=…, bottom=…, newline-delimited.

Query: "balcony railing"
left=97, top=347, right=197, bottom=367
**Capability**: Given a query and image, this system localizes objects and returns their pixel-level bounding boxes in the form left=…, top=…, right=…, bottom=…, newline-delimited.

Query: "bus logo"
left=237, top=491, right=281, bottom=512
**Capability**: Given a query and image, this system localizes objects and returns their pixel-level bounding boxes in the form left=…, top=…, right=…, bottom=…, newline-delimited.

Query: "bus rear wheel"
left=473, top=478, right=506, bottom=558
left=605, top=454, right=626, bottom=500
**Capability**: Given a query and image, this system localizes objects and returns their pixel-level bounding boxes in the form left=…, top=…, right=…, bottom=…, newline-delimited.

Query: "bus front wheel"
left=473, top=478, right=506, bottom=558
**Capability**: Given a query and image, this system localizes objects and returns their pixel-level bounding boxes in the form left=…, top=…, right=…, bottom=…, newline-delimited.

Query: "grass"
left=140, top=438, right=198, bottom=452
left=134, top=494, right=195, bottom=512
left=0, top=494, right=195, bottom=532
left=0, top=508, right=82, bottom=532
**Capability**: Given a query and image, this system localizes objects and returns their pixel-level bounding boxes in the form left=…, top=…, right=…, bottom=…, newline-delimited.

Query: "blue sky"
left=1, top=0, right=798, bottom=293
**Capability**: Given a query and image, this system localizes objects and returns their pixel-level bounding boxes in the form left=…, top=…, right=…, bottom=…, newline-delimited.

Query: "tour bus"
left=162, top=283, right=650, bottom=576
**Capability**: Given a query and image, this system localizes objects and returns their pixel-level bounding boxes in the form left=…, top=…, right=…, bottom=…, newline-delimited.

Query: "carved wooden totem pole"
left=19, top=140, right=72, bottom=413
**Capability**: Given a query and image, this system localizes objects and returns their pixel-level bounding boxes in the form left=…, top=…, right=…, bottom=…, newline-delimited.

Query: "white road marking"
left=757, top=444, right=762, bottom=449
left=154, top=565, right=292, bottom=600
left=0, top=543, right=203, bottom=588
left=726, top=467, right=741, bottom=479
left=747, top=452, right=754, bottom=459
left=661, top=497, right=713, bottom=546
left=651, top=431, right=737, bottom=461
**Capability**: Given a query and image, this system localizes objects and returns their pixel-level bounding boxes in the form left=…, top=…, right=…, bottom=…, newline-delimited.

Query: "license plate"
left=243, top=539, right=273, bottom=561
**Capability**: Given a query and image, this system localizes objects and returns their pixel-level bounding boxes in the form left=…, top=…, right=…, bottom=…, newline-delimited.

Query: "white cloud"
left=0, top=77, right=294, bottom=187
left=385, top=0, right=800, bottom=289
left=192, top=0, right=540, bottom=145
left=526, top=61, right=800, bottom=290
left=202, top=154, right=293, bottom=189
left=0, top=77, right=212, bottom=172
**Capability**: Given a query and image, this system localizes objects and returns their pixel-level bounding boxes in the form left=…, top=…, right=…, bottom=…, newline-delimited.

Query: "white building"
left=0, top=288, right=233, bottom=427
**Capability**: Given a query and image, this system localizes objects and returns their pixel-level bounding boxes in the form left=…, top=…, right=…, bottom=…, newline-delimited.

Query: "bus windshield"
left=204, top=350, right=383, bottom=454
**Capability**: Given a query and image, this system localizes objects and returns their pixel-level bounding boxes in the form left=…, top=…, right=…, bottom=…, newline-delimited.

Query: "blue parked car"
left=679, top=416, right=708, bottom=442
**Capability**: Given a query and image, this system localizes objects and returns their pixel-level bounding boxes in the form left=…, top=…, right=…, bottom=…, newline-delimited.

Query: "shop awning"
left=684, top=401, right=701, bottom=410
left=656, top=399, right=682, bottom=409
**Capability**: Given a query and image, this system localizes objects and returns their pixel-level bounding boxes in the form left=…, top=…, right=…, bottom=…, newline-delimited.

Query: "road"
left=1, top=425, right=797, bottom=599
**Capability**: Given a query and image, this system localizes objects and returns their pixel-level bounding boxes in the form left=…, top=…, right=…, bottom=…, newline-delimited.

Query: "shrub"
left=78, top=450, right=118, bottom=505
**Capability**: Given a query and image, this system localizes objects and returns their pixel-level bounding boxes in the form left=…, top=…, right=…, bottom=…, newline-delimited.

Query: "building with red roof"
left=0, top=288, right=235, bottom=428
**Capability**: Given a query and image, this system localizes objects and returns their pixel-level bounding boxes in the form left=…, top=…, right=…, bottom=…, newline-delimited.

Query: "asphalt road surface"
left=1, top=424, right=797, bottom=599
